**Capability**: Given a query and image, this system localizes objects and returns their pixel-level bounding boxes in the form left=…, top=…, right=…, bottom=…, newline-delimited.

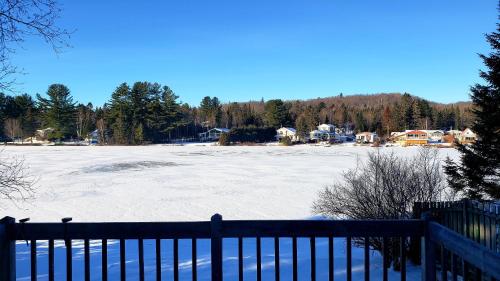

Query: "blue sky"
left=11, top=1, right=498, bottom=106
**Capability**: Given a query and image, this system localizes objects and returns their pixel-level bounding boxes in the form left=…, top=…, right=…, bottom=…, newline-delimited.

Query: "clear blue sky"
left=11, top=1, right=498, bottom=106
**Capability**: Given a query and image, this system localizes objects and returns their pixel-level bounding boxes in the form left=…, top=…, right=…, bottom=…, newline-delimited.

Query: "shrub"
left=312, top=147, right=452, bottom=268
left=229, top=127, right=276, bottom=143
left=280, top=136, right=292, bottom=146
left=218, top=133, right=230, bottom=146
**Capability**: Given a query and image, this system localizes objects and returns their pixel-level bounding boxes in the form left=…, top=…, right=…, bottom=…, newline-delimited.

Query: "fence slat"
left=329, top=236, right=334, bottom=281
left=347, top=236, right=352, bottom=281
left=155, top=239, right=161, bottom=281
left=238, top=237, right=243, bottom=281
left=382, top=237, right=388, bottom=281
left=174, top=238, right=179, bottom=281
left=274, top=237, right=280, bottom=281
left=102, top=239, right=108, bottom=281
left=48, top=239, right=54, bottom=281
left=451, top=253, right=457, bottom=281
left=30, top=240, right=36, bottom=281
left=257, top=237, right=262, bottom=281
left=310, top=237, right=316, bottom=281
left=139, top=239, right=144, bottom=281
left=440, top=246, right=447, bottom=281
left=84, top=239, right=90, bottom=281
left=292, top=237, right=297, bottom=281
left=210, top=214, right=223, bottom=281
left=192, top=239, right=197, bottom=281
left=120, top=239, right=126, bottom=281
left=364, top=237, right=370, bottom=281
left=66, top=239, right=72, bottom=281
left=401, top=237, right=406, bottom=281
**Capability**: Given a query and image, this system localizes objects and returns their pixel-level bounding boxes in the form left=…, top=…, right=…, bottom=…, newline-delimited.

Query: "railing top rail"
left=4, top=218, right=425, bottom=240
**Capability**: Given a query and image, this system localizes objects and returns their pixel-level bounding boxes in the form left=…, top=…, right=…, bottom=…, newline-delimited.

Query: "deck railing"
left=1, top=213, right=499, bottom=281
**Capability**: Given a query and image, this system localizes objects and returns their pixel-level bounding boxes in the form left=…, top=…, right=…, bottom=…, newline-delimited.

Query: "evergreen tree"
left=264, top=99, right=290, bottom=128
left=445, top=16, right=500, bottom=199
left=108, top=83, right=132, bottom=144
left=37, top=84, right=76, bottom=139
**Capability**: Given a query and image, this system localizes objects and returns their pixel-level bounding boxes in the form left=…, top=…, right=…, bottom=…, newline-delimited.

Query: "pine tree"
left=108, top=83, right=132, bottom=144
left=444, top=14, right=500, bottom=200
left=37, top=84, right=76, bottom=139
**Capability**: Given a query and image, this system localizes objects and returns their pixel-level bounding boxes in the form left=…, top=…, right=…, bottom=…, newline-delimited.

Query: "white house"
left=356, top=132, right=378, bottom=144
left=310, top=124, right=336, bottom=142
left=276, top=127, right=300, bottom=142
left=199, top=128, right=230, bottom=142
left=461, top=128, right=477, bottom=144
left=420, top=130, right=444, bottom=143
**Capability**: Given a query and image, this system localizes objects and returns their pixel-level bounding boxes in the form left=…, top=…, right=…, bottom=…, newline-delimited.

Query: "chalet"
left=276, top=127, right=301, bottom=142
left=461, top=128, right=477, bottom=144
left=199, top=128, right=230, bottom=142
left=355, top=132, right=378, bottom=144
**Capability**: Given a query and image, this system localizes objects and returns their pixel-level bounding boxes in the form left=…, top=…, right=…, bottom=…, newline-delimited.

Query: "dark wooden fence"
left=1, top=213, right=500, bottom=281
left=413, top=200, right=500, bottom=281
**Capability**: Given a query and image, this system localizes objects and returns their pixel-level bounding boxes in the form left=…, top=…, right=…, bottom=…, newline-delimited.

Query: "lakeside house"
left=388, top=128, right=476, bottom=146
left=355, top=132, right=378, bottom=144
left=390, top=130, right=430, bottom=146
left=460, top=128, right=477, bottom=144
left=309, top=124, right=337, bottom=142
left=199, top=128, right=230, bottom=142
left=35, top=127, right=55, bottom=141
left=276, top=127, right=301, bottom=142
left=85, top=130, right=99, bottom=144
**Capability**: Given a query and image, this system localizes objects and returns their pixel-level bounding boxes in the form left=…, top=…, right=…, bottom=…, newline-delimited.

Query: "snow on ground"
left=1, top=144, right=459, bottom=222
left=2, top=144, right=458, bottom=281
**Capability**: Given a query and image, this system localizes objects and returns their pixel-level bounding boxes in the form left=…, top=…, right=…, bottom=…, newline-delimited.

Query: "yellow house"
left=389, top=130, right=428, bottom=146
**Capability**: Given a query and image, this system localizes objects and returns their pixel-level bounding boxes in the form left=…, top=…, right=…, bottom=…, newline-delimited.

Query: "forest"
left=0, top=82, right=473, bottom=144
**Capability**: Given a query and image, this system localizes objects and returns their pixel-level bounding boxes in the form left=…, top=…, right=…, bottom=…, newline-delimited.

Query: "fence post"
left=410, top=202, right=422, bottom=264
left=422, top=213, right=436, bottom=281
left=211, top=214, right=223, bottom=281
left=0, top=217, right=15, bottom=281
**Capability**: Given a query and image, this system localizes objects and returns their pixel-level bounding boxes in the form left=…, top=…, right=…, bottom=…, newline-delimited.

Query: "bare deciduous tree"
left=312, top=147, right=453, bottom=268
left=313, top=147, right=450, bottom=220
left=0, top=150, right=34, bottom=203
left=4, top=117, right=21, bottom=140
left=0, top=0, right=71, bottom=91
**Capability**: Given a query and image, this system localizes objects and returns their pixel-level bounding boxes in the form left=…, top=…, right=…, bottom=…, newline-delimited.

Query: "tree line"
left=0, top=83, right=473, bottom=144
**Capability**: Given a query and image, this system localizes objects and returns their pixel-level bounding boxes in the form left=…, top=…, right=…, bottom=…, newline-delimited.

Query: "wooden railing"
left=0, top=213, right=499, bottom=281
left=413, top=200, right=500, bottom=280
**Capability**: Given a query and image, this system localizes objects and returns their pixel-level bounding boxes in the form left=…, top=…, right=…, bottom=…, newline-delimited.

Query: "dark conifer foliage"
left=445, top=14, right=500, bottom=200
left=0, top=84, right=474, bottom=144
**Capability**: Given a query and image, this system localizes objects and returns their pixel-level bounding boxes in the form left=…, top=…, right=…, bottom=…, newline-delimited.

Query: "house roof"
left=405, top=130, right=427, bottom=135
left=356, top=132, right=376, bottom=136
left=211, top=128, right=230, bottom=133
left=278, top=127, right=296, bottom=133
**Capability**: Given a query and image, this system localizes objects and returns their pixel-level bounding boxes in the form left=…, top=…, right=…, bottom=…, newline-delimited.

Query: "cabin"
left=85, top=130, right=99, bottom=145
left=461, top=128, right=477, bottom=144
left=355, top=132, right=378, bottom=144
left=199, top=128, right=230, bottom=142
left=276, top=127, right=301, bottom=142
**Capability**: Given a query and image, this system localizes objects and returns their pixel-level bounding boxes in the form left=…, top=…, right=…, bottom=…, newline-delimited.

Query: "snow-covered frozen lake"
left=2, top=144, right=458, bottom=281
left=1, top=144, right=459, bottom=222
